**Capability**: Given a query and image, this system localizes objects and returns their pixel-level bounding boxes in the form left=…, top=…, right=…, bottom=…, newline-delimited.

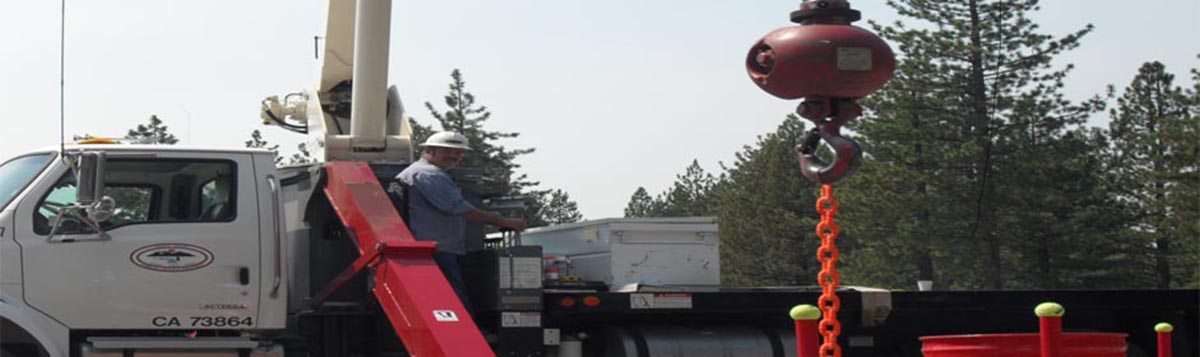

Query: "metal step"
left=81, top=337, right=281, bottom=357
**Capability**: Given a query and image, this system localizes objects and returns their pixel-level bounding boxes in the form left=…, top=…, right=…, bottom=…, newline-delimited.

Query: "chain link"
left=815, top=185, right=842, bottom=357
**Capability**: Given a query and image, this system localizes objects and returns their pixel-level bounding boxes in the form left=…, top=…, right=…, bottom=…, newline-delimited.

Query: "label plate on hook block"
left=837, top=47, right=873, bottom=71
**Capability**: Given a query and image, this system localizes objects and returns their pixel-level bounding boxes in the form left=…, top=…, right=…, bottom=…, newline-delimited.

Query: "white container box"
left=521, top=217, right=720, bottom=290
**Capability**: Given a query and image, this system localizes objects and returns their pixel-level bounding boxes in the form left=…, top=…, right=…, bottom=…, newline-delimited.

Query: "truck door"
left=13, top=152, right=262, bottom=329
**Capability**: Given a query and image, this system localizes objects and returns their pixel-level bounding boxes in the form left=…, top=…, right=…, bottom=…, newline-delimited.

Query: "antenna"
left=59, top=0, right=66, bottom=159
left=178, top=104, right=193, bottom=144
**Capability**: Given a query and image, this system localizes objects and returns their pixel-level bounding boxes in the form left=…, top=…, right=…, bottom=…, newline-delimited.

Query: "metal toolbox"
left=521, top=217, right=720, bottom=290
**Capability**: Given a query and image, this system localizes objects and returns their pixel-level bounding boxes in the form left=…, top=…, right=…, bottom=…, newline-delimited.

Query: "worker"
left=395, top=131, right=527, bottom=312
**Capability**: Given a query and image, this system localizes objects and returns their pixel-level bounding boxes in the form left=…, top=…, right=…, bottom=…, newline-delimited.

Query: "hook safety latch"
left=794, top=98, right=863, bottom=185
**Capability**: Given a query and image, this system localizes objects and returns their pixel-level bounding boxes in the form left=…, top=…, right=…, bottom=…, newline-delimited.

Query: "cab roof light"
left=75, top=137, right=119, bottom=144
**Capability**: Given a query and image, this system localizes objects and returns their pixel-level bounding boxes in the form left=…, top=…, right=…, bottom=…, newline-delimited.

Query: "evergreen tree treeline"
left=418, top=69, right=582, bottom=228
left=625, top=1, right=1198, bottom=290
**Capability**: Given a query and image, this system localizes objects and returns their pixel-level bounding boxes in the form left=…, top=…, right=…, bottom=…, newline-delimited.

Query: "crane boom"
left=318, top=0, right=354, bottom=93
left=261, top=0, right=414, bottom=163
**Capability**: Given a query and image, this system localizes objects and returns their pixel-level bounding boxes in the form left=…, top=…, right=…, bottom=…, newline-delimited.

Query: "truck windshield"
left=0, top=153, right=53, bottom=211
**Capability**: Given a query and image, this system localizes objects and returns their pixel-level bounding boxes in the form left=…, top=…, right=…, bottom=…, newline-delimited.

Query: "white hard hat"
left=420, top=131, right=472, bottom=150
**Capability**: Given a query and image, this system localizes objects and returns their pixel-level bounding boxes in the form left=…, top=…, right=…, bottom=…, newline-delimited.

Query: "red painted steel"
left=309, top=242, right=385, bottom=309
left=795, top=320, right=819, bottom=357
left=1039, top=317, right=1062, bottom=357
left=324, top=161, right=494, bottom=357
left=747, top=24, right=895, bottom=99
left=1158, top=330, right=1172, bottom=357
left=920, top=333, right=1127, bottom=357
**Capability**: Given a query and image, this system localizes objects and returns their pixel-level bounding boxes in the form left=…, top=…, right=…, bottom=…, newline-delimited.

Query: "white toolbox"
left=521, top=217, right=720, bottom=290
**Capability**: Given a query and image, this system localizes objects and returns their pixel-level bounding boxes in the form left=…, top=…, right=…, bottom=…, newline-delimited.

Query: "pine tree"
left=424, top=69, right=535, bottom=196
left=420, top=69, right=581, bottom=222
left=526, top=189, right=583, bottom=228
left=842, top=0, right=1106, bottom=289
left=621, top=160, right=717, bottom=218
left=658, top=160, right=717, bottom=217
left=125, top=115, right=179, bottom=145
left=624, top=187, right=663, bottom=218
left=1107, top=61, right=1199, bottom=289
left=838, top=25, right=963, bottom=289
left=245, top=130, right=283, bottom=165
left=712, top=115, right=822, bottom=286
left=289, top=142, right=316, bottom=165
left=1175, top=60, right=1200, bottom=288
left=409, top=119, right=434, bottom=151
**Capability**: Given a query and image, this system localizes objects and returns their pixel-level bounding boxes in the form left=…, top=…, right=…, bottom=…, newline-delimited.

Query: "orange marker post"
left=790, top=304, right=821, bottom=357
left=1035, top=302, right=1065, bottom=357
left=1156, top=323, right=1173, bottom=357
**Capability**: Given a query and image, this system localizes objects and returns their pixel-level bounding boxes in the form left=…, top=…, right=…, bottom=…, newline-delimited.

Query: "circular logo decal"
left=130, top=243, right=214, bottom=272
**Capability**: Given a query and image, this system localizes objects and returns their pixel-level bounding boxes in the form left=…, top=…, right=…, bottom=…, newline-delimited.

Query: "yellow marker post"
left=1156, top=322, right=1173, bottom=357
left=1035, top=302, right=1065, bottom=357
left=790, top=304, right=820, bottom=357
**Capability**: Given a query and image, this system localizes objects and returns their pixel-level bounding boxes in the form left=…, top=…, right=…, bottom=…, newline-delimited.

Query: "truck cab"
left=0, top=145, right=287, bottom=357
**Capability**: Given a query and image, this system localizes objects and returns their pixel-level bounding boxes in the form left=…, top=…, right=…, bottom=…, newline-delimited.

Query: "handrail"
left=267, top=175, right=282, bottom=298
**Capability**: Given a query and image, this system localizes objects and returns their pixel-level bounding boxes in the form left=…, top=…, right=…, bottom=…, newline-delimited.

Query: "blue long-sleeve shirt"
left=395, top=158, right=476, bottom=255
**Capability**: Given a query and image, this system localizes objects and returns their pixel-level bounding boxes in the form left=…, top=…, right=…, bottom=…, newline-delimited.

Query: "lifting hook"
left=794, top=97, right=863, bottom=185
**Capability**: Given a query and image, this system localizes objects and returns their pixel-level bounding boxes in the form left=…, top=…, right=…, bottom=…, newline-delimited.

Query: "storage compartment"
left=521, top=217, right=720, bottom=290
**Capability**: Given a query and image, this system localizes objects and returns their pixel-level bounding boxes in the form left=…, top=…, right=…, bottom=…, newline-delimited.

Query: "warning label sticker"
left=501, top=312, right=542, bottom=327
left=498, top=257, right=543, bottom=289
left=630, top=293, right=693, bottom=309
left=512, top=257, right=543, bottom=289
left=433, top=310, right=459, bottom=322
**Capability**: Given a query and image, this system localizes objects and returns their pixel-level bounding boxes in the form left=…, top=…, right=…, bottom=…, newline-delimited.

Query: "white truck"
left=0, top=145, right=290, bottom=356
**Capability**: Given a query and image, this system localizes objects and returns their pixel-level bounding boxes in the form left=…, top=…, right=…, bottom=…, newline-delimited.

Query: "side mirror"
left=88, top=196, right=116, bottom=223
left=75, top=152, right=106, bottom=206
left=48, top=152, right=114, bottom=242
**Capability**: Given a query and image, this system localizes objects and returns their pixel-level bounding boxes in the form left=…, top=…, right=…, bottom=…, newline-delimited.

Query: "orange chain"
left=815, top=185, right=842, bottom=356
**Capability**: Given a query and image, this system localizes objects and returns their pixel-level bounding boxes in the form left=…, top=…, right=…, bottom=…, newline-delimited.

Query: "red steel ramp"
left=320, top=161, right=494, bottom=357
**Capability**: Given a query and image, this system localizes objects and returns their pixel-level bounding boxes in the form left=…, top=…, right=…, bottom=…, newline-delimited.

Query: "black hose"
left=262, top=103, right=308, bottom=134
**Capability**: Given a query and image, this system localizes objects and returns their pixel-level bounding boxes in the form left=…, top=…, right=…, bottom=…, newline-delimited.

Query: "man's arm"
left=462, top=209, right=527, bottom=231
left=410, top=172, right=527, bottom=231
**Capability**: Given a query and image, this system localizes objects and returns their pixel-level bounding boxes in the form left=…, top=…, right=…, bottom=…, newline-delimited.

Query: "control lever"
left=499, top=228, right=521, bottom=247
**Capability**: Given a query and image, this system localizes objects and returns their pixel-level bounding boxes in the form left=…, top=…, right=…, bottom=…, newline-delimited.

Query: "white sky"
left=2, top=1, right=1197, bottom=219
